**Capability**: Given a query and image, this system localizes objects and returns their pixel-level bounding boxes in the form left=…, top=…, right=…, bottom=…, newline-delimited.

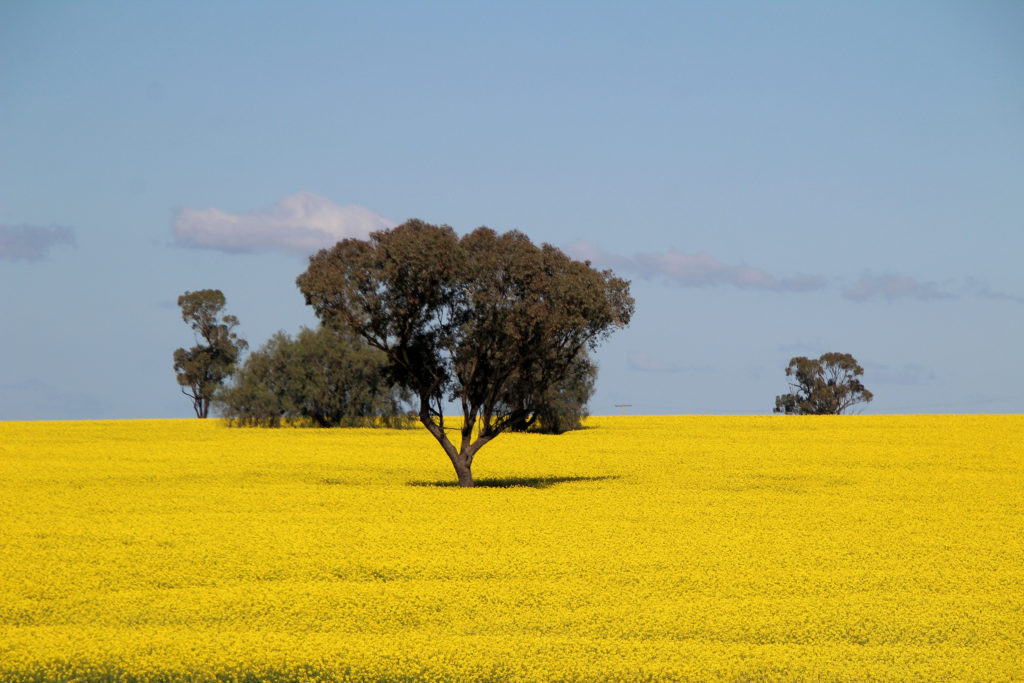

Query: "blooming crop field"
left=1, top=415, right=1022, bottom=682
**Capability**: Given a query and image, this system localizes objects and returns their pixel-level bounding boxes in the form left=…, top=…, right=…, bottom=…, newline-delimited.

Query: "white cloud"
left=634, top=250, right=825, bottom=291
left=563, top=240, right=631, bottom=268
left=172, top=192, right=395, bottom=254
left=565, top=240, right=825, bottom=292
left=0, top=224, right=76, bottom=261
left=841, top=272, right=952, bottom=302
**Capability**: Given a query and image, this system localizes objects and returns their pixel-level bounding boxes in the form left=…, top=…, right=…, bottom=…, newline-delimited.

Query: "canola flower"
left=1, top=415, right=1022, bottom=681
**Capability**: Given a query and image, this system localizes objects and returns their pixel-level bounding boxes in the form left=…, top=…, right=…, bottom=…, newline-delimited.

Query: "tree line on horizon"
left=174, top=299, right=598, bottom=435
left=173, top=220, right=872, bottom=486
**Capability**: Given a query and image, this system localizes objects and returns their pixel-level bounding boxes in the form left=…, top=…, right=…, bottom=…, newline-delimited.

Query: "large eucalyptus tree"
left=297, top=220, right=634, bottom=486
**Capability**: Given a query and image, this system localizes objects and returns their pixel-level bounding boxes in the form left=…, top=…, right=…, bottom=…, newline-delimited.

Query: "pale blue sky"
left=2, top=1, right=1022, bottom=419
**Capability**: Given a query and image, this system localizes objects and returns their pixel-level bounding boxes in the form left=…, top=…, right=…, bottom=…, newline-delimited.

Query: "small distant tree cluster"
left=217, top=325, right=412, bottom=427
left=173, top=289, right=247, bottom=418
left=774, top=352, right=873, bottom=415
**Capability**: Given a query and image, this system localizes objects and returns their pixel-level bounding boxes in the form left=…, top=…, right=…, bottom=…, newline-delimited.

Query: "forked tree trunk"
left=417, top=397, right=507, bottom=487
left=449, top=440, right=481, bottom=487
left=419, top=413, right=476, bottom=487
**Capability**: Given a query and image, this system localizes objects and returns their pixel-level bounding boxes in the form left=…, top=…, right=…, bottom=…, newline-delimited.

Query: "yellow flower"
left=0, top=415, right=1021, bottom=680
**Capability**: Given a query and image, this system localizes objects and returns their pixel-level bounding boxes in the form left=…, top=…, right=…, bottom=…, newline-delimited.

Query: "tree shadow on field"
left=408, top=474, right=620, bottom=489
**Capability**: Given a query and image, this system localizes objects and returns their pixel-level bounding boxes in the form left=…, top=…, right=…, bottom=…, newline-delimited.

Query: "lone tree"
left=774, top=352, right=873, bottom=415
left=217, top=325, right=411, bottom=428
left=297, top=220, right=634, bottom=486
left=173, top=289, right=247, bottom=418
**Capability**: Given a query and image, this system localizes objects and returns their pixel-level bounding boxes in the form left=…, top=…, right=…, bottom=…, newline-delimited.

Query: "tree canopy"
left=296, top=220, right=634, bottom=486
left=774, top=352, right=873, bottom=415
left=173, top=289, right=247, bottom=418
left=217, top=325, right=411, bottom=428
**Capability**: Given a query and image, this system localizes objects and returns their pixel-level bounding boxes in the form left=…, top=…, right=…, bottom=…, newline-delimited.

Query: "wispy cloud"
left=867, top=362, right=936, bottom=386
left=569, top=242, right=1024, bottom=305
left=565, top=240, right=825, bottom=292
left=0, top=224, right=76, bottom=261
left=628, top=352, right=711, bottom=373
left=841, top=272, right=953, bottom=302
left=840, top=274, right=1023, bottom=305
left=172, top=192, right=395, bottom=254
left=563, top=240, right=632, bottom=269
left=634, top=250, right=825, bottom=291
left=963, top=278, right=1024, bottom=305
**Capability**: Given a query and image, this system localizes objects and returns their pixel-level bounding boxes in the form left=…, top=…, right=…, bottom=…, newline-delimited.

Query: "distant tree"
left=296, top=220, right=634, bottom=486
left=509, top=349, right=597, bottom=434
left=774, top=352, right=873, bottom=415
left=217, top=325, right=412, bottom=428
left=173, top=289, right=247, bottom=418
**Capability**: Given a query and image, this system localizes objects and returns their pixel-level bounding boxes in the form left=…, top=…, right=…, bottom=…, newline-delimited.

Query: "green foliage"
left=173, top=289, right=247, bottom=418
left=296, top=220, right=634, bottom=486
left=217, top=325, right=412, bottom=428
left=509, top=350, right=597, bottom=434
left=774, top=352, right=874, bottom=415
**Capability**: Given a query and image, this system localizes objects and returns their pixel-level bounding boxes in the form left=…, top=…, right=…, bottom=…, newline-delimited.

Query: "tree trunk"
left=418, top=410, right=476, bottom=487
left=454, top=459, right=474, bottom=487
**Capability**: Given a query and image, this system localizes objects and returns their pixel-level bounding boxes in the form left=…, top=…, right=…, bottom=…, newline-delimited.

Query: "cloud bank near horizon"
left=634, top=250, right=826, bottom=292
left=565, top=240, right=825, bottom=293
left=567, top=241, right=1023, bottom=305
left=841, top=272, right=953, bottom=302
left=0, top=224, right=76, bottom=261
left=172, top=192, right=395, bottom=254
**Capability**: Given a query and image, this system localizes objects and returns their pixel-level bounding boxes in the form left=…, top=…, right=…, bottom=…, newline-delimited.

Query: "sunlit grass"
left=1, top=415, right=1022, bottom=681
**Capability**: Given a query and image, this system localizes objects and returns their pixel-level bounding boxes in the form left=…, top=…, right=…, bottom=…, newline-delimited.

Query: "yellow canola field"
left=1, top=415, right=1022, bottom=682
